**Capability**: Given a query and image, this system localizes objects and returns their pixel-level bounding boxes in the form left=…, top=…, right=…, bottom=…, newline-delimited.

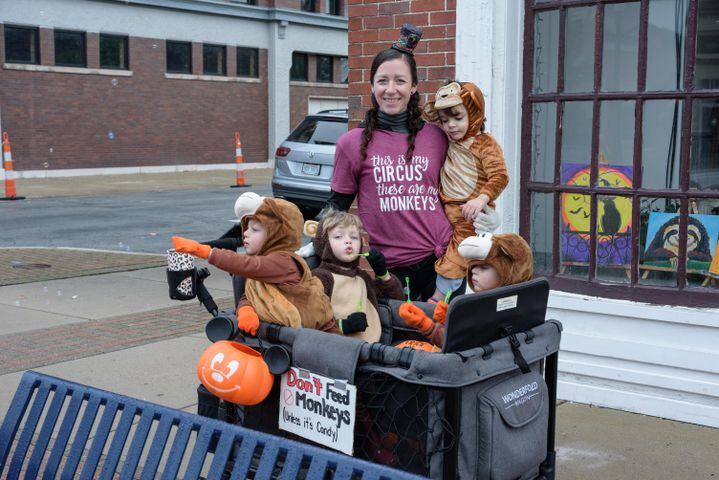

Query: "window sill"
left=4, top=63, right=133, bottom=76
left=542, top=275, right=719, bottom=310
left=164, top=73, right=261, bottom=83
left=290, top=81, right=347, bottom=89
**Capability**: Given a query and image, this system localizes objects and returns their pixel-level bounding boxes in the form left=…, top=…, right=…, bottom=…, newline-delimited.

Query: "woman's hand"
left=460, top=194, right=490, bottom=220
left=474, top=205, right=501, bottom=233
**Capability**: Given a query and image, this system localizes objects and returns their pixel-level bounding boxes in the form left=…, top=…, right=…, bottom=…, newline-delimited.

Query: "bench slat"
left=79, top=398, right=119, bottom=479
left=206, top=430, right=236, bottom=478
left=60, top=395, right=100, bottom=480
left=7, top=382, right=52, bottom=479
left=41, top=388, right=83, bottom=479
left=278, top=447, right=304, bottom=479
left=118, top=408, right=155, bottom=480
left=99, top=405, right=136, bottom=477
left=26, top=383, right=69, bottom=479
left=254, top=439, right=281, bottom=479
left=182, top=422, right=214, bottom=479
left=228, top=435, right=257, bottom=480
left=159, top=417, right=193, bottom=480
left=138, top=415, right=174, bottom=480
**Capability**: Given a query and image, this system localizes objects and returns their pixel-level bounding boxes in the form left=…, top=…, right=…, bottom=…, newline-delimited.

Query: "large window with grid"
left=521, top=0, right=719, bottom=307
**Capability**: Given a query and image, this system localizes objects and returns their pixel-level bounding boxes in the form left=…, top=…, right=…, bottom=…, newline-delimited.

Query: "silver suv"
left=271, top=110, right=348, bottom=218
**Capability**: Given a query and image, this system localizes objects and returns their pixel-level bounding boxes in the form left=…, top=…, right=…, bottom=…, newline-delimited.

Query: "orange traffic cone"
left=230, top=132, right=251, bottom=188
left=1, top=132, right=25, bottom=201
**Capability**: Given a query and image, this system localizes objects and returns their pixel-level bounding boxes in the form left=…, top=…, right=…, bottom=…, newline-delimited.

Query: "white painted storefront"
left=455, top=0, right=719, bottom=428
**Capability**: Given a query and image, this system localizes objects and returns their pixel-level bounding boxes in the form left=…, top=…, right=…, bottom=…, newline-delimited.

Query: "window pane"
left=4, top=26, right=39, bottom=64
left=689, top=99, right=719, bottom=190
left=203, top=44, right=226, bottom=76
left=642, top=100, right=682, bottom=189
left=237, top=47, right=259, bottom=77
left=639, top=197, right=680, bottom=286
left=339, top=57, right=348, bottom=84
left=290, top=52, right=308, bottom=81
left=595, top=194, right=633, bottom=283
left=695, top=0, right=719, bottom=90
left=688, top=198, right=719, bottom=288
left=564, top=6, right=596, bottom=93
left=533, top=10, right=559, bottom=93
left=100, top=35, right=128, bottom=70
left=560, top=189, right=590, bottom=279
left=599, top=101, right=635, bottom=176
left=601, top=2, right=639, bottom=92
left=531, top=102, right=557, bottom=183
left=301, top=0, right=316, bottom=12
left=287, top=119, right=346, bottom=145
left=647, top=0, right=687, bottom=91
left=560, top=101, right=593, bottom=184
left=530, top=192, right=554, bottom=273
left=328, top=0, right=341, bottom=15
left=54, top=30, right=85, bottom=67
left=166, top=41, right=191, bottom=73
left=316, top=55, right=333, bottom=83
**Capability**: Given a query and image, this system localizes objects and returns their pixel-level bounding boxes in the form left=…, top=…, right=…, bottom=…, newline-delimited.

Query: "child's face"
left=470, top=264, right=501, bottom=292
left=437, top=104, right=469, bottom=142
left=243, top=219, right=267, bottom=255
left=328, top=225, right=362, bottom=262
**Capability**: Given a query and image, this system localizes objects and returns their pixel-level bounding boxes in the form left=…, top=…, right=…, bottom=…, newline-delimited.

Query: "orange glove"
left=172, top=236, right=211, bottom=259
left=237, top=305, right=260, bottom=336
left=399, top=303, right=434, bottom=335
left=433, top=301, right=449, bottom=325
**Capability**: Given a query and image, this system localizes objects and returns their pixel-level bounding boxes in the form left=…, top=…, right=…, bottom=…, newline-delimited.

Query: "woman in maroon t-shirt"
left=319, top=25, right=453, bottom=300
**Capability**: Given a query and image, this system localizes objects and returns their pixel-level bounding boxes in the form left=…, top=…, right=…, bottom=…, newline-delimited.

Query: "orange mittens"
left=399, top=303, right=435, bottom=335
left=237, top=305, right=260, bottom=336
left=172, top=236, right=211, bottom=259
left=432, top=301, right=449, bottom=325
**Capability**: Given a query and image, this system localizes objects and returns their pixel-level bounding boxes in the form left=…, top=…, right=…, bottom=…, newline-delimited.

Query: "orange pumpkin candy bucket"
left=196, top=341, right=274, bottom=406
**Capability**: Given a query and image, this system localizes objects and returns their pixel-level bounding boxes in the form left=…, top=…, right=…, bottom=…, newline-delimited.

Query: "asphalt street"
left=0, top=186, right=274, bottom=253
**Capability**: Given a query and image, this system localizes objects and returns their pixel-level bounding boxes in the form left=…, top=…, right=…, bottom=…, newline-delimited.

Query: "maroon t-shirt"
left=331, top=125, right=452, bottom=268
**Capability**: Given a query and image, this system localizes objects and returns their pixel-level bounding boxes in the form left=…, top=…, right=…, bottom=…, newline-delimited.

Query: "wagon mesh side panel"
left=354, top=370, right=456, bottom=477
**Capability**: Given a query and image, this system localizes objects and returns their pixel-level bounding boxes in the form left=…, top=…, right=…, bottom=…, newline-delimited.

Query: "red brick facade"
left=0, top=27, right=270, bottom=170
left=347, top=0, right=455, bottom=127
left=0, top=16, right=348, bottom=171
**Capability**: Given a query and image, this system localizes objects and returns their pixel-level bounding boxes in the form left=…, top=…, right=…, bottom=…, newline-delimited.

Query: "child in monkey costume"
left=172, top=196, right=336, bottom=336
left=423, top=81, right=509, bottom=310
left=399, top=232, right=533, bottom=349
left=308, top=210, right=405, bottom=343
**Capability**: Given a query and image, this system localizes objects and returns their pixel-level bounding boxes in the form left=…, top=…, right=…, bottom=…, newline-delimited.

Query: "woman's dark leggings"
left=390, top=254, right=467, bottom=302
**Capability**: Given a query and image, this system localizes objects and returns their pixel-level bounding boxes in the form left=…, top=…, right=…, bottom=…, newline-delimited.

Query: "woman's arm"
left=320, top=190, right=356, bottom=215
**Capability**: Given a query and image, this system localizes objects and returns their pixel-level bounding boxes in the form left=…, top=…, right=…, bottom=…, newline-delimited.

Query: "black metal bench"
left=0, top=371, right=425, bottom=479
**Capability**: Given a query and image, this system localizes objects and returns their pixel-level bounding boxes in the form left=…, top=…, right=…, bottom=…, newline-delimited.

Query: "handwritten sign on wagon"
left=278, top=367, right=357, bottom=455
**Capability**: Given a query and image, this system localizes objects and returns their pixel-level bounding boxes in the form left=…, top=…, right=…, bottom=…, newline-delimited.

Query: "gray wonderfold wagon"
left=196, top=277, right=562, bottom=480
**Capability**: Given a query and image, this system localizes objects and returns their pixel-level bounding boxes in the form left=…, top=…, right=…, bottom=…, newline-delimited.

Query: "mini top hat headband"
left=392, top=24, right=423, bottom=55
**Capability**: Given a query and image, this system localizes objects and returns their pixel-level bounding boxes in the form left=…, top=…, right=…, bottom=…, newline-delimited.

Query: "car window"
left=287, top=118, right=347, bottom=145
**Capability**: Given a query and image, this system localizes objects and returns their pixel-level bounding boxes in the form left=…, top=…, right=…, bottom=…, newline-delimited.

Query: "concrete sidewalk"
left=1, top=170, right=717, bottom=479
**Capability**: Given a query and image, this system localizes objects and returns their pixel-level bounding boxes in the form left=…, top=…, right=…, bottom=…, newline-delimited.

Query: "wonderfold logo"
left=501, top=381, right=540, bottom=409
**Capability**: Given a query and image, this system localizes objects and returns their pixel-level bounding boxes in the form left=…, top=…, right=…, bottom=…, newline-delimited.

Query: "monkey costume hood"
left=235, top=198, right=334, bottom=329
left=309, top=218, right=404, bottom=343
left=458, top=232, right=534, bottom=291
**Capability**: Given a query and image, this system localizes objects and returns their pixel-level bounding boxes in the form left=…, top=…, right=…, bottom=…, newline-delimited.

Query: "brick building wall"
left=0, top=26, right=270, bottom=170
left=347, top=0, right=455, bottom=127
